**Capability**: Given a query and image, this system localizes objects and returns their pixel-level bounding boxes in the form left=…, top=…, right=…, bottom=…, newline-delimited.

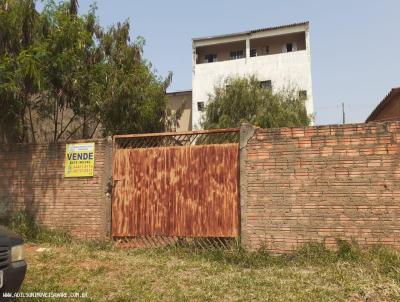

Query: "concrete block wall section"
left=240, top=122, right=400, bottom=252
left=0, top=138, right=112, bottom=239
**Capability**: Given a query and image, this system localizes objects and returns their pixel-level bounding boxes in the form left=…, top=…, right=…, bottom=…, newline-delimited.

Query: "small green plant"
left=369, top=245, right=400, bottom=282
left=288, top=242, right=336, bottom=265
left=84, top=239, right=116, bottom=252
left=336, top=239, right=361, bottom=261
left=2, top=210, right=38, bottom=240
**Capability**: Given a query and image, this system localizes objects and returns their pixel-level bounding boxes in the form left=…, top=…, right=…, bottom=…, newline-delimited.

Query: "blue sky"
left=38, top=1, right=400, bottom=125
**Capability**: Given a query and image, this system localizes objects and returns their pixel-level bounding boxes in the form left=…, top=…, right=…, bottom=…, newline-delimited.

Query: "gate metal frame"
left=112, top=128, right=240, bottom=249
left=113, top=128, right=240, bottom=149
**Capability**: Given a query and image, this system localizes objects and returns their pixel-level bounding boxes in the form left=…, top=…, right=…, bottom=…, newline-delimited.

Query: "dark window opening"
left=250, top=48, right=257, bottom=57
left=197, top=102, right=205, bottom=111
left=260, top=80, right=272, bottom=89
left=286, top=43, right=293, bottom=52
left=230, top=50, right=244, bottom=60
left=299, top=90, right=307, bottom=99
left=204, top=54, right=217, bottom=63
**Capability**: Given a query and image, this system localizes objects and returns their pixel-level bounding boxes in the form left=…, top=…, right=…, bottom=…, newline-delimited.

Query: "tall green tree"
left=0, top=0, right=171, bottom=143
left=99, top=22, right=171, bottom=135
left=0, top=0, right=42, bottom=142
left=37, top=0, right=107, bottom=141
left=201, top=76, right=312, bottom=129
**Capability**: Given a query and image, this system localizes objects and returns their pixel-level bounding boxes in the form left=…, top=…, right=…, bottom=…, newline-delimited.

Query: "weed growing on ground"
left=3, top=211, right=400, bottom=301
left=18, top=240, right=400, bottom=302
left=0, top=210, right=72, bottom=244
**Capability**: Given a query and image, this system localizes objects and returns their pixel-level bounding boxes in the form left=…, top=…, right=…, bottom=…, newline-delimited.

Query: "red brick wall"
left=241, top=122, right=400, bottom=252
left=0, top=139, right=112, bottom=239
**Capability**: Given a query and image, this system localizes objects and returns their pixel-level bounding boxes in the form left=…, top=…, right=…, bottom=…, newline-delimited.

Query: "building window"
left=204, top=54, right=217, bottom=63
left=197, top=102, right=205, bottom=112
left=250, top=48, right=257, bottom=57
left=230, top=50, right=244, bottom=60
left=282, top=43, right=297, bottom=53
left=259, top=80, right=272, bottom=89
left=265, top=45, right=269, bottom=55
left=299, top=90, right=307, bottom=99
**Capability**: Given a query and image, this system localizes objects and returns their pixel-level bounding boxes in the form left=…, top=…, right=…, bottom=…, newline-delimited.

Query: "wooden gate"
left=112, top=129, right=240, bottom=243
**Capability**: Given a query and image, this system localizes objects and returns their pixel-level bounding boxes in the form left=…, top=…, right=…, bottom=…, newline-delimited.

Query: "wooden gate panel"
left=112, top=143, right=239, bottom=238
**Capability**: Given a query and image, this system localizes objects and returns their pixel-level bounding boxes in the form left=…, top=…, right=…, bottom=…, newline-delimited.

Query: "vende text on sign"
left=64, top=143, right=95, bottom=177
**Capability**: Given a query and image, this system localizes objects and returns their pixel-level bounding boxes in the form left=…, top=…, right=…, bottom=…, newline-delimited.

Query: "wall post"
left=101, top=136, right=113, bottom=238
left=239, top=123, right=255, bottom=248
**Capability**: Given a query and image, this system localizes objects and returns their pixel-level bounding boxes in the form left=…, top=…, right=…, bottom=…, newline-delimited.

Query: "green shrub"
left=0, top=210, right=72, bottom=244
left=178, top=240, right=370, bottom=268
left=369, top=245, right=400, bottom=282
left=336, top=239, right=361, bottom=261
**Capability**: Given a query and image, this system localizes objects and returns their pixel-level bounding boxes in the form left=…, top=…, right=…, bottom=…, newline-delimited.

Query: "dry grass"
left=16, top=240, right=400, bottom=302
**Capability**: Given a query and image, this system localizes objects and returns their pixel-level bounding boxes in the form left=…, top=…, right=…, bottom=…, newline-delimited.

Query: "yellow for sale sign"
left=64, top=143, right=95, bottom=177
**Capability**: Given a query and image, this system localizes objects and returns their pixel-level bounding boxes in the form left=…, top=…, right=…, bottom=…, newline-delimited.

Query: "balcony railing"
left=195, top=49, right=306, bottom=66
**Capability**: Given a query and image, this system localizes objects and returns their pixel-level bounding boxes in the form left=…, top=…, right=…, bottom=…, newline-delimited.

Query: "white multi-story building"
left=191, top=22, right=313, bottom=129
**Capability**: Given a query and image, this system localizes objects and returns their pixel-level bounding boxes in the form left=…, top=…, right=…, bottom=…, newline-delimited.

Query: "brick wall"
left=240, top=122, right=400, bottom=252
left=0, top=138, right=112, bottom=239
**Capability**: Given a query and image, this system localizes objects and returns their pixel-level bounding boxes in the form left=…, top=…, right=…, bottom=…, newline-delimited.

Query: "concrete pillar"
left=305, top=26, right=314, bottom=125
left=239, top=123, right=255, bottom=248
left=101, top=136, right=113, bottom=238
left=245, top=38, right=250, bottom=62
left=192, top=42, right=197, bottom=75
